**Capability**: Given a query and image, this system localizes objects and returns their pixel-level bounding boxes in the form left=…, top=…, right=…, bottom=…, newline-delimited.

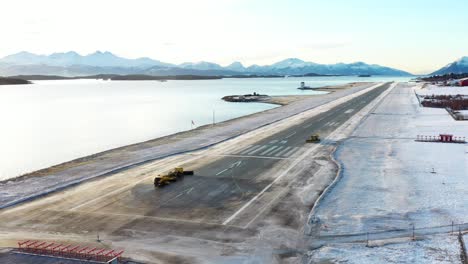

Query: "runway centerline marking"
left=216, top=160, right=242, bottom=175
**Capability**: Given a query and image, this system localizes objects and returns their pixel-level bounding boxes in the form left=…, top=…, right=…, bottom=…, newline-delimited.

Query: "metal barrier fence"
left=310, top=221, right=468, bottom=245
left=17, top=240, right=123, bottom=263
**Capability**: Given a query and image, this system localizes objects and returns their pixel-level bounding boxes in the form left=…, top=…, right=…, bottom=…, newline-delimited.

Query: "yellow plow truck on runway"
left=154, top=167, right=194, bottom=187
left=306, top=134, right=321, bottom=143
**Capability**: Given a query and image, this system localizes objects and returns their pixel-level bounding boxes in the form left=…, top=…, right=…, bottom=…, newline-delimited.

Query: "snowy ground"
left=307, top=82, right=468, bottom=263
left=418, top=85, right=468, bottom=96
left=313, top=83, right=468, bottom=235
left=308, top=234, right=461, bottom=264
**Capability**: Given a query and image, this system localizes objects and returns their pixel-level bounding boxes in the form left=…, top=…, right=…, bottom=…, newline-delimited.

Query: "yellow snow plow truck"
left=154, top=167, right=194, bottom=187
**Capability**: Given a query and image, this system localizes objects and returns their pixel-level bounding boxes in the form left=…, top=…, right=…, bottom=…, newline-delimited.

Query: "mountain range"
left=0, top=51, right=414, bottom=77
left=431, top=57, right=468, bottom=75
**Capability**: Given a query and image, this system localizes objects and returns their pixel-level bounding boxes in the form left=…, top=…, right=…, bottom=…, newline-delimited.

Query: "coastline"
left=2, top=82, right=368, bottom=183
left=0, top=82, right=376, bottom=209
left=264, top=82, right=370, bottom=105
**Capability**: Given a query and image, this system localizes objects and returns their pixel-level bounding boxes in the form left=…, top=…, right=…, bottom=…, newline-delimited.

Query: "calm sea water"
left=0, top=76, right=411, bottom=180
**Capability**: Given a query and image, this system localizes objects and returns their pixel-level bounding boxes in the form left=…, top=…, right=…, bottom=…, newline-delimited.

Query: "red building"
left=460, top=78, right=468, bottom=87
left=440, top=134, right=453, bottom=142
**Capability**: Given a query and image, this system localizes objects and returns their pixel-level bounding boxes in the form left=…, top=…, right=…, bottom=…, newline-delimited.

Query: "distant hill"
left=432, top=57, right=468, bottom=75
left=0, top=51, right=413, bottom=77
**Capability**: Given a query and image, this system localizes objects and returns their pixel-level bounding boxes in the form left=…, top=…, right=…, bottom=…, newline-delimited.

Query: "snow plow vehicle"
left=306, top=134, right=321, bottom=143
left=154, top=167, right=194, bottom=187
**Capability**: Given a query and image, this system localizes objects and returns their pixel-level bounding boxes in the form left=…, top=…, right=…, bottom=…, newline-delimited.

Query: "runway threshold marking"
left=211, top=154, right=291, bottom=160
left=283, top=147, right=300, bottom=157
left=268, top=146, right=284, bottom=156
left=275, top=146, right=292, bottom=156
left=248, top=145, right=268, bottom=155
left=239, top=145, right=259, bottom=155
left=260, top=146, right=279, bottom=155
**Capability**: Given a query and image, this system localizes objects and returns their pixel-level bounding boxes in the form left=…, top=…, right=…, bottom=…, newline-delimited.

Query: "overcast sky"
left=1, top=0, right=467, bottom=74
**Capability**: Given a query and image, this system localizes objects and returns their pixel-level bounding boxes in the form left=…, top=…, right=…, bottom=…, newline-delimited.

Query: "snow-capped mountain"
left=269, top=58, right=317, bottom=69
left=244, top=60, right=411, bottom=76
left=432, top=57, right=468, bottom=75
left=178, top=61, right=224, bottom=71
left=0, top=51, right=413, bottom=76
left=0, top=51, right=171, bottom=68
left=225, top=62, right=246, bottom=72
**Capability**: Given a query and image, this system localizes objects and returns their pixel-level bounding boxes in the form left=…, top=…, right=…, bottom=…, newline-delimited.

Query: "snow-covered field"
left=418, top=85, right=468, bottom=96
left=307, top=82, right=468, bottom=262
left=308, top=234, right=461, bottom=264
left=314, top=83, right=468, bottom=234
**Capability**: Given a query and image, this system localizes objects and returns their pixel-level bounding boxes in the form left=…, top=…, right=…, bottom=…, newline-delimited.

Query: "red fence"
left=416, top=135, right=466, bottom=143
left=17, top=240, right=123, bottom=263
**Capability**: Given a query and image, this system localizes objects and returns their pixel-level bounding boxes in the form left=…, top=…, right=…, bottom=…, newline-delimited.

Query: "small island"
left=222, top=92, right=270, bottom=103
left=0, top=77, right=31, bottom=85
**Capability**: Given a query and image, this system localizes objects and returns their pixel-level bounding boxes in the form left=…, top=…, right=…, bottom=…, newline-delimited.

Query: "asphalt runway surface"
left=117, top=83, right=393, bottom=226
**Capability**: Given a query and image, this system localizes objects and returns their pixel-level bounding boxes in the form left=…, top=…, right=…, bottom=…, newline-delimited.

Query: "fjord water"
left=0, top=76, right=410, bottom=180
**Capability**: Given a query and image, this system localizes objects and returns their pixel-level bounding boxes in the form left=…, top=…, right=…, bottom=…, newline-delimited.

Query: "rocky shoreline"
left=222, top=92, right=269, bottom=103
left=0, top=77, right=31, bottom=85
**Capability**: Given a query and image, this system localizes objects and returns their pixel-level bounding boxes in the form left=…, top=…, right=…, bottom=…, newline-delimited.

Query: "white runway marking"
left=345, top=109, right=354, bottom=114
left=216, top=161, right=243, bottom=175
left=268, top=146, right=284, bottom=156
left=56, top=209, right=240, bottom=228
left=284, top=147, right=300, bottom=157
left=239, top=145, right=259, bottom=155
left=212, top=154, right=290, bottom=160
left=269, top=140, right=279, bottom=144
left=260, top=146, right=278, bottom=156
left=216, top=168, right=230, bottom=176
left=275, top=146, right=292, bottom=156
left=247, top=145, right=267, bottom=155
